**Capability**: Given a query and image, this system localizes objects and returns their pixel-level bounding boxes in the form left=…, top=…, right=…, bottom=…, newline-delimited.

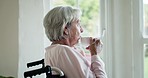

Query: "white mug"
left=80, top=37, right=91, bottom=47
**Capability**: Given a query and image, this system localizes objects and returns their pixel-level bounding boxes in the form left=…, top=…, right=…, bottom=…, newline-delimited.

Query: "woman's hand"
left=86, top=37, right=103, bottom=56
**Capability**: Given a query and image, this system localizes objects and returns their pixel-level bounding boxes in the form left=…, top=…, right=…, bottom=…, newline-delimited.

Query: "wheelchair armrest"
left=24, top=65, right=51, bottom=78
left=27, top=59, right=44, bottom=68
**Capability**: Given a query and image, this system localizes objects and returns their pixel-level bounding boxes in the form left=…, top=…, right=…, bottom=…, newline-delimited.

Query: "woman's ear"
left=63, top=27, right=69, bottom=35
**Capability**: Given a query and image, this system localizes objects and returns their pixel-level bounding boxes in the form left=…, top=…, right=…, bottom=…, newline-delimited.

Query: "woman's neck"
left=51, top=38, right=73, bottom=47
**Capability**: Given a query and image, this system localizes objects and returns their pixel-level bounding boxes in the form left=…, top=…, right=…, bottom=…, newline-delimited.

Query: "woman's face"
left=68, top=19, right=83, bottom=46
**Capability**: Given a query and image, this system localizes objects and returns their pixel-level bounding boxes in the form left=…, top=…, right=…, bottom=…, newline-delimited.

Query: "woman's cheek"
left=76, top=27, right=81, bottom=36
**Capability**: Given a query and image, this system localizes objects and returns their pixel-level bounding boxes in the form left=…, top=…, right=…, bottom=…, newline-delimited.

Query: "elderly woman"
left=43, top=5, right=107, bottom=78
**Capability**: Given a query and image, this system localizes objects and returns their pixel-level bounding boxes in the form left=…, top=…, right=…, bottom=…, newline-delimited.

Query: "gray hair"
left=43, top=6, right=82, bottom=41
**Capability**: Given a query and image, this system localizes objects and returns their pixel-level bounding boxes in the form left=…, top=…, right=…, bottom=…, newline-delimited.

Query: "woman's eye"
left=77, top=22, right=80, bottom=25
left=77, top=23, right=80, bottom=26
left=76, top=20, right=81, bottom=27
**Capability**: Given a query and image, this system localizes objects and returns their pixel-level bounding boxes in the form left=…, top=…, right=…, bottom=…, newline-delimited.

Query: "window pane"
left=52, top=0, right=77, bottom=7
left=79, top=0, right=101, bottom=37
left=53, top=0, right=101, bottom=38
left=144, top=44, right=148, bottom=78
left=143, top=0, right=148, bottom=37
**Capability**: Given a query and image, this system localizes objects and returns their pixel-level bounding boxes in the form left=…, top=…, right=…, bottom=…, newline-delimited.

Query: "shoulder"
left=45, top=44, right=74, bottom=54
left=58, top=45, right=75, bottom=55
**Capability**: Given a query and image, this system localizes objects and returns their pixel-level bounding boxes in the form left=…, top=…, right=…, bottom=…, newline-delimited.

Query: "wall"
left=0, top=0, right=45, bottom=78
left=0, top=0, right=19, bottom=77
left=18, top=0, right=44, bottom=78
left=105, top=0, right=137, bottom=78
left=112, top=0, right=133, bottom=77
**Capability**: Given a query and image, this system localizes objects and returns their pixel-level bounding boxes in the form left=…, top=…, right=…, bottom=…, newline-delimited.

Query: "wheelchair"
left=24, top=59, right=65, bottom=78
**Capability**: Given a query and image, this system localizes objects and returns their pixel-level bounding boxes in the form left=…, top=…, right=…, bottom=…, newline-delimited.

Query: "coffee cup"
left=80, top=37, right=91, bottom=47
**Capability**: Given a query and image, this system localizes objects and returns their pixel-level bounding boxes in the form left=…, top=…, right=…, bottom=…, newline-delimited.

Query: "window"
left=43, top=0, right=108, bottom=77
left=144, top=44, right=148, bottom=78
left=133, top=0, right=148, bottom=78
left=143, top=0, right=148, bottom=78
left=143, top=0, right=148, bottom=37
left=52, top=0, right=101, bottom=54
left=51, top=0, right=101, bottom=38
left=43, top=0, right=103, bottom=53
left=44, top=0, right=148, bottom=78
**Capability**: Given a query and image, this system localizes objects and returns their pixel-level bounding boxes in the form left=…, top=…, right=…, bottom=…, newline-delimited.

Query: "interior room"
left=0, top=0, right=147, bottom=78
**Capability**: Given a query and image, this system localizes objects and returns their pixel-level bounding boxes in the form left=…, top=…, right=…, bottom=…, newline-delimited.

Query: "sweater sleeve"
left=57, top=46, right=107, bottom=78
left=91, top=55, right=107, bottom=78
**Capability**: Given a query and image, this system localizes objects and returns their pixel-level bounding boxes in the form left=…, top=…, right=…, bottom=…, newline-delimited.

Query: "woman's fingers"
left=86, top=38, right=103, bottom=55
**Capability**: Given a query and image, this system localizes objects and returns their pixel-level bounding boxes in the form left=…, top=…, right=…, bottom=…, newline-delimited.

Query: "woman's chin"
left=70, top=37, right=81, bottom=46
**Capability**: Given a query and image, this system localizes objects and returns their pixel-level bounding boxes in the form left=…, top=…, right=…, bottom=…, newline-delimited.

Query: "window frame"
left=132, top=0, right=146, bottom=78
left=101, top=0, right=113, bottom=77
left=104, top=0, right=146, bottom=78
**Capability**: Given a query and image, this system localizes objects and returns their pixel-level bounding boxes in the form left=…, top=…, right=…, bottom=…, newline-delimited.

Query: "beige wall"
left=0, top=0, right=45, bottom=78
left=0, top=0, right=19, bottom=77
